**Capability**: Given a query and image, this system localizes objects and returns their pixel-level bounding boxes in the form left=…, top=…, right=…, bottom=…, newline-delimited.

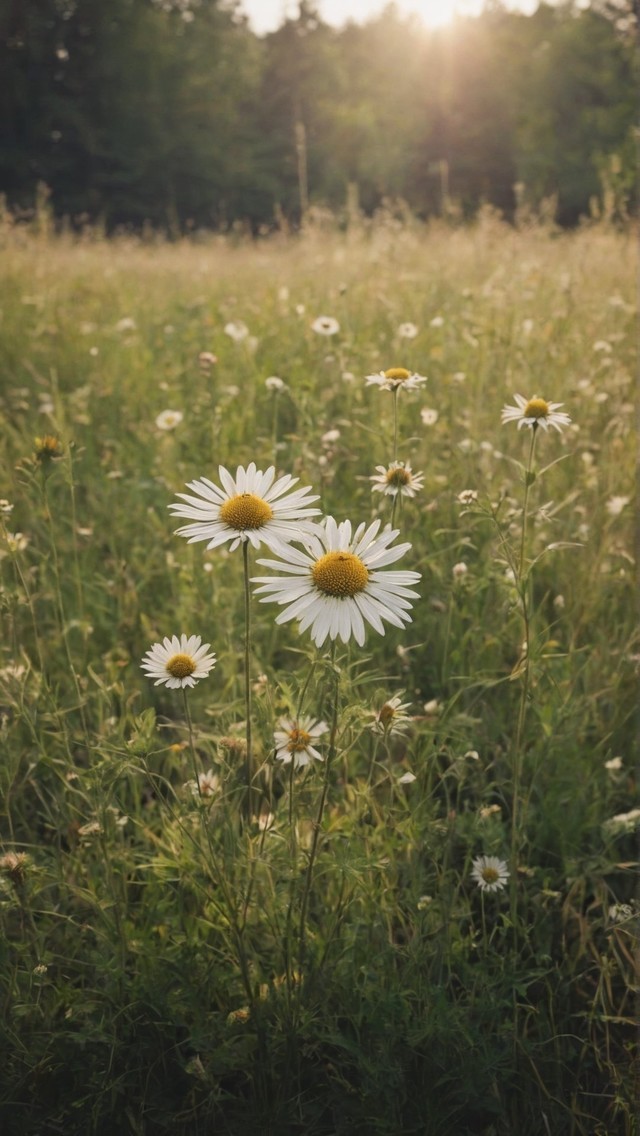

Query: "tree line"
left=0, top=0, right=636, bottom=232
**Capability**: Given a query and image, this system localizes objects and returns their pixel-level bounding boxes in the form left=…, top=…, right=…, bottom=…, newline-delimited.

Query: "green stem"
left=392, top=388, right=399, bottom=463
left=518, top=427, right=538, bottom=583
left=242, top=540, right=254, bottom=812
left=298, top=650, right=339, bottom=968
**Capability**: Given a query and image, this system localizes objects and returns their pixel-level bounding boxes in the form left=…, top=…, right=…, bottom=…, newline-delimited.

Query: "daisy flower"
left=265, top=375, right=286, bottom=392
left=370, top=461, right=424, bottom=499
left=396, top=322, right=418, bottom=339
left=224, top=321, right=249, bottom=342
left=311, top=315, right=340, bottom=336
left=155, top=409, right=183, bottom=431
left=501, top=394, right=571, bottom=433
left=274, top=716, right=328, bottom=769
left=252, top=516, right=421, bottom=647
left=141, top=634, right=216, bottom=689
left=366, top=367, right=427, bottom=393
left=371, top=694, right=412, bottom=736
left=471, top=855, right=510, bottom=893
left=186, top=768, right=221, bottom=798
left=169, top=462, right=321, bottom=553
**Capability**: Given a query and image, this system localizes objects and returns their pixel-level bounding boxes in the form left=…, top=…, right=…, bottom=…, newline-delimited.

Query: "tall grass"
left=0, top=209, right=637, bottom=1135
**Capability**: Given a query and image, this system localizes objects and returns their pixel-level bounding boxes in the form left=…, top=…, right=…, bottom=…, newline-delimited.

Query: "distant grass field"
left=0, top=211, right=637, bottom=1135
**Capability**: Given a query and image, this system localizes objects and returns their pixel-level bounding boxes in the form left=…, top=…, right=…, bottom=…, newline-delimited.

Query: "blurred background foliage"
left=0, top=0, right=637, bottom=232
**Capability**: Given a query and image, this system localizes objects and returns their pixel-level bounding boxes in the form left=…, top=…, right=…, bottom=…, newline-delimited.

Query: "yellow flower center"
left=386, top=466, right=411, bottom=487
left=384, top=367, right=411, bottom=382
left=481, top=866, right=499, bottom=884
left=312, top=551, right=369, bottom=597
left=166, top=653, right=196, bottom=679
left=287, top=728, right=312, bottom=753
left=524, top=398, right=550, bottom=419
left=219, top=493, right=274, bottom=530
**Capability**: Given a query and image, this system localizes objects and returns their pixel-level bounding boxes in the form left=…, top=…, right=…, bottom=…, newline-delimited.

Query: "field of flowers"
left=0, top=210, right=637, bottom=1135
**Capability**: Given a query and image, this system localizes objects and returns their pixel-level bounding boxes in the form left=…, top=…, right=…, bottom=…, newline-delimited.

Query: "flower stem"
left=242, top=540, right=254, bottom=813
left=518, top=427, right=538, bottom=583
left=298, top=649, right=339, bottom=968
left=392, top=388, right=399, bottom=463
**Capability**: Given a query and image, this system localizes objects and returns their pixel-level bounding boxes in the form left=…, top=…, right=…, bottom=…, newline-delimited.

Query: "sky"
left=238, top=0, right=538, bottom=36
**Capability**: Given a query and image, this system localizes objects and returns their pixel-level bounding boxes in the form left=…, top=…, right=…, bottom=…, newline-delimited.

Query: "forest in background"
left=0, top=0, right=637, bottom=232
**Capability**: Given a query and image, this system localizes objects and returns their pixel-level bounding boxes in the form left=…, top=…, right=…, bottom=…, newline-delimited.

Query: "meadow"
left=0, top=208, right=637, bottom=1135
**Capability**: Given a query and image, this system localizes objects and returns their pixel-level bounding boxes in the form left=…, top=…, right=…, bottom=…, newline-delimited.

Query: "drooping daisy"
left=274, top=716, right=328, bottom=769
left=311, top=315, right=340, bottom=336
left=169, top=462, right=321, bottom=553
left=371, top=694, right=413, bottom=736
left=501, top=394, right=571, bottom=433
left=141, top=634, right=216, bottom=689
left=370, top=461, right=424, bottom=499
left=471, top=855, right=510, bottom=893
left=252, top=516, right=421, bottom=648
left=366, top=367, right=427, bottom=393
left=155, top=409, right=183, bottom=431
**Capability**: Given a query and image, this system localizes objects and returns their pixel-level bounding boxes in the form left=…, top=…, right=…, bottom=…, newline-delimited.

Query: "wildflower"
left=479, top=804, right=501, bottom=819
left=366, top=367, right=427, bottom=393
left=471, top=855, right=510, bottom=893
left=452, top=371, right=466, bottom=383
left=187, top=769, right=220, bottom=798
left=34, top=435, right=64, bottom=462
left=224, top=321, right=249, bottom=342
left=424, top=699, right=441, bottom=716
left=430, top=315, right=444, bottom=328
left=169, top=462, right=321, bottom=553
left=321, top=429, right=341, bottom=445
left=370, top=461, right=424, bottom=499
left=274, top=716, right=328, bottom=769
left=452, top=561, right=468, bottom=580
left=457, top=490, right=478, bottom=505
left=606, top=495, right=630, bottom=517
left=140, top=634, right=216, bottom=689
left=464, top=750, right=480, bottom=761
left=4, top=532, right=29, bottom=554
left=398, top=771, right=416, bottom=784
left=311, top=316, right=340, bottom=336
left=608, top=904, right=633, bottom=923
left=33, top=964, right=48, bottom=976
left=341, top=371, right=355, bottom=383
left=420, top=407, right=439, bottom=426
left=501, top=395, right=571, bottom=433
left=0, top=500, right=14, bottom=515
left=603, top=807, right=640, bottom=834
left=0, top=851, right=30, bottom=886
left=417, top=895, right=433, bottom=910
left=592, top=340, right=612, bottom=353
left=396, top=322, right=418, bottom=339
left=115, top=317, right=136, bottom=333
left=155, top=409, right=183, bottom=431
left=253, top=516, right=421, bottom=648
left=371, top=694, right=412, bottom=735
left=265, top=376, right=286, bottom=392
left=198, top=351, right=218, bottom=368
left=553, top=594, right=565, bottom=610
left=604, top=756, right=623, bottom=771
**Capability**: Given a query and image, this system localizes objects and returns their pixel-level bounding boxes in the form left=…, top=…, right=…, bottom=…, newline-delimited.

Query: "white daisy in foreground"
left=169, top=462, right=321, bottom=553
left=471, top=855, right=510, bottom=893
left=155, top=409, right=183, bottom=431
left=141, top=634, right=216, bottom=689
left=366, top=367, right=427, bottom=393
left=252, top=516, right=421, bottom=647
left=396, top=322, right=418, bottom=339
left=501, top=394, right=571, bottom=433
left=311, top=315, right=340, bottom=336
left=370, top=461, right=424, bottom=499
left=371, top=694, right=412, bottom=736
left=274, top=716, right=328, bottom=769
